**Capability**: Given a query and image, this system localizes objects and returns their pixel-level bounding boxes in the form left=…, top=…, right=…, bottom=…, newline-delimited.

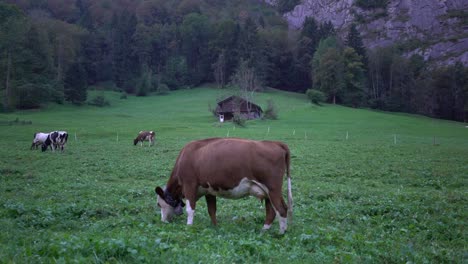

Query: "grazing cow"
left=31, top=132, right=49, bottom=150
left=155, top=138, right=293, bottom=234
left=134, top=131, right=155, bottom=146
left=42, top=131, right=68, bottom=152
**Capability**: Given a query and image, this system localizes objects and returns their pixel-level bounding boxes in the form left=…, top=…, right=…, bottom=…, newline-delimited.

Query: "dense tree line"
left=0, top=0, right=467, bottom=121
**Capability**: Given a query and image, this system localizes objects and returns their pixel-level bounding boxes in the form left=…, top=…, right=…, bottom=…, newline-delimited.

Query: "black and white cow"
left=42, top=131, right=68, bottom=152
left=31, top=132, right=50, bottom=150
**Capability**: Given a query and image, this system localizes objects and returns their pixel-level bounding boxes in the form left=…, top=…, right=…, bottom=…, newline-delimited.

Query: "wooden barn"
left=215, top=96, right=263, bottom=122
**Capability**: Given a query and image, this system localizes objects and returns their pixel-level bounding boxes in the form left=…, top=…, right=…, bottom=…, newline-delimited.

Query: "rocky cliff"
left=268, top=0, right=468, bottom=65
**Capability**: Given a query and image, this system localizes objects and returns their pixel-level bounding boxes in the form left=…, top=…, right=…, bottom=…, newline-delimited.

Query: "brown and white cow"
left=134, top=131, right=155, bottom=146
left=154, top=138, right=293, bottom=234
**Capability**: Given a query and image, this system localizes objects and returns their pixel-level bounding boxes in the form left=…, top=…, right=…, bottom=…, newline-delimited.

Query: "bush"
left=263, top=99, right=278, bottom=120
left=120, top=92, right=127, bottom=99
left=156, top=83, right=170, bottom=95
left=88, top=95, right=110, bottom=107
left=306, top=89, right=325, bottom=105
left=136, top=70, right=153, bottom=96
left=232, top=112, right=246, bottom=127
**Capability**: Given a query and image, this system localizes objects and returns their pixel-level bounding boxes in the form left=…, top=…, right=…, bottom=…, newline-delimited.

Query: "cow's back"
left=174, top=138, right=288, bottom=189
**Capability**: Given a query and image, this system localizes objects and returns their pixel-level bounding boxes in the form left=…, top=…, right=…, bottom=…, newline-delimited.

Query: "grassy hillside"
left=0, top=87, right=466, bottom=263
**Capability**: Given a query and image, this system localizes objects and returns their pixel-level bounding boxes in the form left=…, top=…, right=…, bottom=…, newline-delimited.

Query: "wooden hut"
left=215, top=96, right=263, bottom=121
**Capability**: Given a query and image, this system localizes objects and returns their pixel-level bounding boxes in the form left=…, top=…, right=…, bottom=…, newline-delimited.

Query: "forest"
left=1, top=0, right=467, bottom=122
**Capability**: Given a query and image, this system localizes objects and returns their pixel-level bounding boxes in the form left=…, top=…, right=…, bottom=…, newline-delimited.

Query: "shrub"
left=136, top=69, right=153, bottom=96
left=263, top=99, right=278, bottom=120
left=306, top=89, right=326, bottom=105
left=88, top=95, right=110, bottom=107
left=156, top=83, right=170, bottom=95
left=232, top=112, right=246, bottom=127
left=120, top=92, right=127, bottom=99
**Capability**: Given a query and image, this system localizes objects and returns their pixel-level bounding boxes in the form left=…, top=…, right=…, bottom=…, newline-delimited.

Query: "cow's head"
left=42, top=135, right=52, bottom=152
left=155, top=186, right=185, bottom=222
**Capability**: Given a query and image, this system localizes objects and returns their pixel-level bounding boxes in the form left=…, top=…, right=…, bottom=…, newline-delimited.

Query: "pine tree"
left=342, top=47, right=366, bottom=107
left=64, top=62, right=87, bottom=104
left=111, top=12, right=137, bottom=91
left=346, top=23, right=368, bottom=69
left=295, top=17, right=320, bottom=91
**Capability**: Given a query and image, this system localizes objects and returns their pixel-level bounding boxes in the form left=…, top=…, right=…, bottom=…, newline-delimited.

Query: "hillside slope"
left=0, top=87, right=467, bottom=262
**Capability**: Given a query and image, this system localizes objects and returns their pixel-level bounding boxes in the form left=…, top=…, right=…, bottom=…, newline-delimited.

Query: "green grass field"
left=0, top=87, right=467, bottom=263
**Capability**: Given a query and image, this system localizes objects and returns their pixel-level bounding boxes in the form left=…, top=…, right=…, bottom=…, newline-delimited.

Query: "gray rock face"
left=268, top=0, right=468, bottom=65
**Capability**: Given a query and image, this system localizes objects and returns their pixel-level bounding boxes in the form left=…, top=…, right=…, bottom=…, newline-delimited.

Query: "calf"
left=155, top=138, right=293, bottom=234
left=42, top=131, right=68, bottom=152
left=134, top=131, right=155, bottom=147
left=31, top=132, right=49, bottom=150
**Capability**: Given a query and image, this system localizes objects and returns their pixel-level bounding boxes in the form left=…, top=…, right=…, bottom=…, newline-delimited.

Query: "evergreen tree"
left=111, top=12, right=137, bottom=91
left=211, top=19, right=240, bottom=83
left=294, top=17, right=320, bottom=91
left=64, top=62, right=87, bottom=104
left=346, top=24, right=368, bottom=70
left=342, top=47, right=366, bottom=107
left=300, top=17, right=320, bottom=53
left=237, top=17, right=268, bottom=85
left=0, top=3, right=28, bottom=110
left=180, top=13, right=212, bottom=86
left=237, top=17, right=259, bottom=64
left=318, top=21, right=335, bottom=40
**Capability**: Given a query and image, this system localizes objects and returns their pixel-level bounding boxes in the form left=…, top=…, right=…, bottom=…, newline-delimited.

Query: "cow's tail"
left=284, top=144, right=293, bottom=225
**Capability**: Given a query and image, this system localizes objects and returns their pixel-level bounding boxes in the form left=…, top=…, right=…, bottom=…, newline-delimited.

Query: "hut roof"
left=215, top=96, right=263, bottom=114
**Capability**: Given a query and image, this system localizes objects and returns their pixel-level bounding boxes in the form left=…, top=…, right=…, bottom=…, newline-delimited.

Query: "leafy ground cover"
left=0, top=88, right=467, bottom=263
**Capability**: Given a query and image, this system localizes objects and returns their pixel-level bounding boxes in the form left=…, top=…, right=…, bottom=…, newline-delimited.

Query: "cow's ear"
left=155, top=186, right=164, bottom=198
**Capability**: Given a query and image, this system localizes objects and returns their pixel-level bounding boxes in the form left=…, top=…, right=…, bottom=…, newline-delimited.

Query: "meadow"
left=0, top=87, right=467, bottom=263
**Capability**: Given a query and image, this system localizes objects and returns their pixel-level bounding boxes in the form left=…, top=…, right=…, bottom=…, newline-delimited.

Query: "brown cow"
left=134, top=131, right=155, bottom=146
left=155, top=138, right=293, bottom=234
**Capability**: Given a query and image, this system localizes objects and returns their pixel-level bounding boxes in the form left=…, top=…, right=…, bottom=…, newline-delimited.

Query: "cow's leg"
left=186, top=199, right=197, bottom=225
left=205, top=195, right=217, bottom=225
left=268, top=190, right=288, bottom=234
left=262, top=199, right=276, bottom=231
